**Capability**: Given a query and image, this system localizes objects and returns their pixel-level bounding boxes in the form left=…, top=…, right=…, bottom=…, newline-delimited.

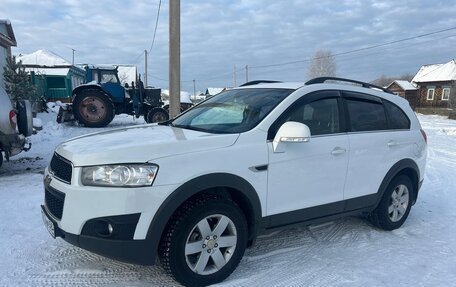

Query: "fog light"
left=94, top=220, right=114, bottom=237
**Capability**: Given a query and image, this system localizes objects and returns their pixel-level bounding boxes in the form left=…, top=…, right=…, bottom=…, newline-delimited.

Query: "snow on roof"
left=17, top=50, right=71, bottom=67
left=387, top=80, right=417, bottom=91
left=24, top=67, right=70, bottom=76
left=412, top=60, right=456, bottom=83
left=161, top=89, right=193, bottom=103
left=117, top=66, right=137, bottom=85
left=205, top=87, right=225, bottom=95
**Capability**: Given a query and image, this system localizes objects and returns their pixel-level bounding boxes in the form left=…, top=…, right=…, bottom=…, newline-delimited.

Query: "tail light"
left=420, top=128, right=427, bottom=144
left=9, top=110, right=17, bottom=130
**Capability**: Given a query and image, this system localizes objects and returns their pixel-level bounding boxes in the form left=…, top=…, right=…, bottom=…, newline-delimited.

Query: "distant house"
left=205, top=87, right=225, bottom=97
left=385, top=80, right=418, bottom=108
left=0, top=19, right=17, bottom=89
left=17, top=49, right=85, bottom=102
left=412, top=60, right=456, bottom=109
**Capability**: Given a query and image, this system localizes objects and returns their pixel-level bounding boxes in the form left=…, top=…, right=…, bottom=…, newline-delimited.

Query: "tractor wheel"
left=146, top=107, right=169, bottom=123
left=73, top=89, right=115, bottom=128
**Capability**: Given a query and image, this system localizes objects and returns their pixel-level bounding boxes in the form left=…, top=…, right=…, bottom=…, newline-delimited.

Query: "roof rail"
left=240, top=80, right=282, bottom=87
left=305, top=77, right=394, bottom=94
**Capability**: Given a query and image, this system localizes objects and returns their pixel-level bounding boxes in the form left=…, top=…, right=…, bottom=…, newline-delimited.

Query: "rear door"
left=342, top=92, right=414, bottom=202
left=266, top=91, right=349, bottom=220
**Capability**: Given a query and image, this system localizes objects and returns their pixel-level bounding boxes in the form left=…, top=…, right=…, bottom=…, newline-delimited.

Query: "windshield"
left=171, top=88, right=293, bottom=133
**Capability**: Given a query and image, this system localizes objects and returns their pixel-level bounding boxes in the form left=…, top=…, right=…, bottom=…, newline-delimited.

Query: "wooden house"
left=385, top=80, right=418, bottom=108
left=412, top=60, right=456, bottom=109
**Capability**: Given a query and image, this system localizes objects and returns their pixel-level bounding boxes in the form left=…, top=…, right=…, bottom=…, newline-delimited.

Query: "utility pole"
left=71, top=48, right=76, bottom=65
left=245, top=64, right=249, bottom=83
left=193, top=79, right=196, bottom=98
left=233, top=64, right=237, bottom=87
left=144, top=50, right=148, bottom=87
left=169, top=0, right=181, bottom=118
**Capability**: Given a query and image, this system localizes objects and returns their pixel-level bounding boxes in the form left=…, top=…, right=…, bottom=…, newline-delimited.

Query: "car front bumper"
left=42, top=167, right=178, bottom=265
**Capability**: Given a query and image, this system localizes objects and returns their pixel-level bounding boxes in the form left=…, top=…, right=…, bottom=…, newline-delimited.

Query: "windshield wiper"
left=171, top=124, right=211, bottom=133
left=158, top=119, right=173, bottom=126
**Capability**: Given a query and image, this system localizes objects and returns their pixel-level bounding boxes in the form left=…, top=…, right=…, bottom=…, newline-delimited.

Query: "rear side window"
left=346, top=98, right=387, bottom=132
left=384, top=101, right=410, bottom=130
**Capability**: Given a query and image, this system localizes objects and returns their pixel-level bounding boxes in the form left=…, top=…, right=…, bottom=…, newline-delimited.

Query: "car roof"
left=235, top=82, right=305, bottom=90
left=235, top=78, right=410, bottom=108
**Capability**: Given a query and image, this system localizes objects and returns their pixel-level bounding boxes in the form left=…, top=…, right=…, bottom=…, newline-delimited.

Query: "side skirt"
left=261, top=194, right=378, bottom=231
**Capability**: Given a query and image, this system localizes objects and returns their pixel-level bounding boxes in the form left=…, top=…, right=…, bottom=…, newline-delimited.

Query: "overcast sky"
left=3, top=0, right=456, bottom=92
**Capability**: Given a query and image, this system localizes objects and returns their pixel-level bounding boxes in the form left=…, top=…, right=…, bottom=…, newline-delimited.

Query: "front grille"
left=50, top=153, right=72, bottom=183
left=45, top=186, right=65, bottom=220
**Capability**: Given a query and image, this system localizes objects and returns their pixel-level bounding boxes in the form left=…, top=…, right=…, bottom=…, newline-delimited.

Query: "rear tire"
left=159, top=195, right=247, bottom=287
left=73, top=90, right=114, bottom=127
left=146, top=107, right=169, bottom=123
left=369, top=175, right=413, bottom=230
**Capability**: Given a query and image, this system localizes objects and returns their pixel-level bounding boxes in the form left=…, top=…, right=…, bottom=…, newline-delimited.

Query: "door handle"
left=387, top=140, right=398, bottom=148
left=331, top=147, right=346, bottom=155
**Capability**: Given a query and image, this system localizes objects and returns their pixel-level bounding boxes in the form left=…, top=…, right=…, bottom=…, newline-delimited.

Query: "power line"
left=249, top=33, right=456, bottom=78
left=131, top=51, right=143, bottom=65
left=250, top=26, right=456, bottom=69
left=148, top=0, right=162, bottom=54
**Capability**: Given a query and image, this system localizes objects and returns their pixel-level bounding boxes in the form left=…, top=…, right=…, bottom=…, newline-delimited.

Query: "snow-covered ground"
left=0, top=113, right=455, bottom=287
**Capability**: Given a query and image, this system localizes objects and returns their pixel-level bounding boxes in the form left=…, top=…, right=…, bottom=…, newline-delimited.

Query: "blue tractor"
left=66, top=65, right=169, bottom=127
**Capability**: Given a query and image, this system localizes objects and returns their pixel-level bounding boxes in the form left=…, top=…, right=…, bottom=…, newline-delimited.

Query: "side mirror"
left=273, top=121, right=311, bottom=153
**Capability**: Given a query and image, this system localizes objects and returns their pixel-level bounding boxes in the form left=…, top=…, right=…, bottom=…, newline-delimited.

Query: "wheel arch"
left=72, top=85, right=109, bottom=99
left=146, top=173, right=262, bottom=258
left=376, top=159, right=420, bottom=207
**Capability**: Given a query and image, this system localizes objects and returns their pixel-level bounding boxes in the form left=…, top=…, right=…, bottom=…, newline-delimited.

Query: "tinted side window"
left=286, top=98, right=340, bottom=136
left=346, top=98, right=387, bottom=132
left=384, top=101, right=410, bottom=129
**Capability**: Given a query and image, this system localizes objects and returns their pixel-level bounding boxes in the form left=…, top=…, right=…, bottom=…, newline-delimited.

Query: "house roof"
left=205, top=87, right=225, bottom=95
left=17, top=49, right=71, bottom=67
left=116, top=65, right=137, bottom=85
left=0, top=19, right=17, bottom=48
left=412, top=60, right=456, bottom=83
left=386, top=80, right=417, bottom=91
left=161, top=89, right=193, bottom=103
left=24, top=67, right=70, bottom=76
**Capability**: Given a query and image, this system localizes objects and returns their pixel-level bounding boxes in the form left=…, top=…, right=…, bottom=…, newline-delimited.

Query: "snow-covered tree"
left=308, top=49, right=337, bottom=79
left=3, top=55, right=36, bottom=103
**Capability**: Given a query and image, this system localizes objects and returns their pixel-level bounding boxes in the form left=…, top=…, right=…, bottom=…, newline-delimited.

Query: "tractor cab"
left=84, top=66, right=126, bottom=104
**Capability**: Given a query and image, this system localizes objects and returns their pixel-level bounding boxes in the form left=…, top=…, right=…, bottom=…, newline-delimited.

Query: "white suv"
left=41, top=77, right=427, bottom=287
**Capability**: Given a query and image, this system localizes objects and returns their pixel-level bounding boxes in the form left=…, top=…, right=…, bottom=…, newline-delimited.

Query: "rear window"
left=384, top=101, right=410, bottom=130
left=346, top=98, right=387, bottom=132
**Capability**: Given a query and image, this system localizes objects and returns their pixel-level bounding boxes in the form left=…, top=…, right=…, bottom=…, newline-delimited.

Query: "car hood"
left=55, top=124, right=239, bottom=166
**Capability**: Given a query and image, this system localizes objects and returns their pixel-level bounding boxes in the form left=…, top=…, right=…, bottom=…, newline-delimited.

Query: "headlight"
left=81, top=164, right=158, bottom=187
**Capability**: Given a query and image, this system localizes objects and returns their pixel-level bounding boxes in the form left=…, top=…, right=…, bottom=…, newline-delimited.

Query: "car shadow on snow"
left=25, top=216, right=384, bottom=287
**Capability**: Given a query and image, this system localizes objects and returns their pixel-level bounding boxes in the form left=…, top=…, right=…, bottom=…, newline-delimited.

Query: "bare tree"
left=308, top=49, right=337, bottom=79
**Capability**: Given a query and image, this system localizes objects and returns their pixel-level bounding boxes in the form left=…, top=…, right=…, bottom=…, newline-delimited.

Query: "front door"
left=266, top=92, right=349, bottom=224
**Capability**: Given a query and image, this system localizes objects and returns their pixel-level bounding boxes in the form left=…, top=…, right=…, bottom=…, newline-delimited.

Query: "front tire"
left=159, top=195, right=248, bottom=287
left=73, top=90, right=114, bottom=127
left=369, top=175, right=414, bottom=230
left=146, top=107, right=169, bottom=123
